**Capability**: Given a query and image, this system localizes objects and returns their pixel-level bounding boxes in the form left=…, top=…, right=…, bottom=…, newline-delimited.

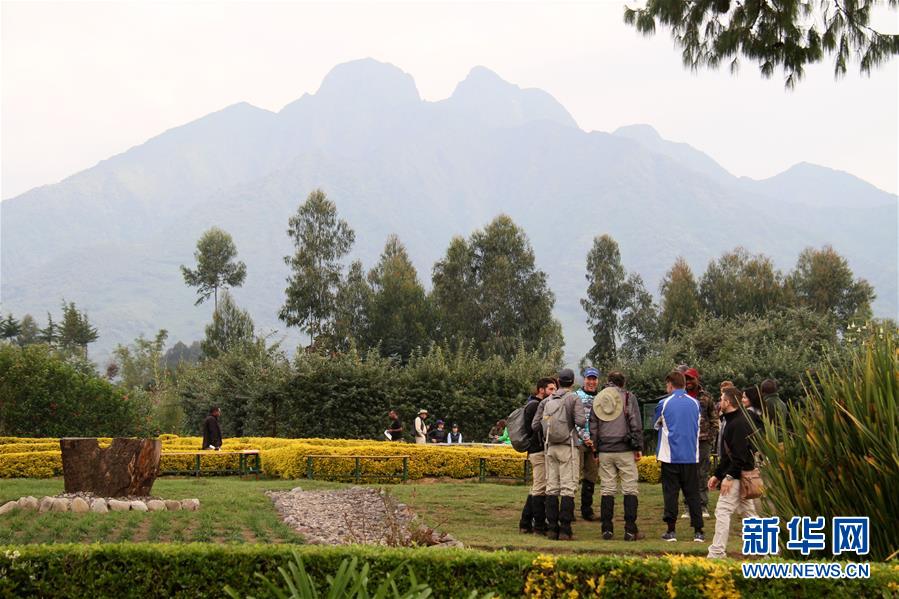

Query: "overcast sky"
left=2, top=0, right=897, bottom=199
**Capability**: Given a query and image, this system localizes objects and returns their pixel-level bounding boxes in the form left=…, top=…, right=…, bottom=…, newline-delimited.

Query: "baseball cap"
left=684, top=368, right=700, bottom=380
left=558, top=368, right=575, bottom=384
left=583, top=367, right=600, bottom=378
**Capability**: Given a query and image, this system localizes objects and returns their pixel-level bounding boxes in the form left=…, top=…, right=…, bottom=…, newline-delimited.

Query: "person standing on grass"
left=576, top=367, right=601, bottom=521
left=681, top=367, right=717, bottom=520
left=532, top=368, right=590, bottom=541
left=707, top=386, right=757, bottom=558
left=201, top=406, right=223, bottom=450
left=654, top=370, right=704, bottom=543
left=386, top=410, right=403, bottom=441
left=414, top=409, right=429, bottom=444
left=519, top=376, right=557, bottom=535
left=594, top=371, right=645, bottom=541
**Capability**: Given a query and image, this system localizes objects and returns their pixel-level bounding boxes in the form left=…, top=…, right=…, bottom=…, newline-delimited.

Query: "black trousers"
left=661, top=462, right=703, bottom=531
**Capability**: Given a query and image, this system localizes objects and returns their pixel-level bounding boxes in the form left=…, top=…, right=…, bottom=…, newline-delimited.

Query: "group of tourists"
left=517, top=366, right=783, bottom=555
left=405, top=409, right=463, bottom=444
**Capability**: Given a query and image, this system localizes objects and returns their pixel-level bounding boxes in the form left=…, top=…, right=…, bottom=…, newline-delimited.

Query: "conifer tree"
left=659, top=257, right=701, bottom=339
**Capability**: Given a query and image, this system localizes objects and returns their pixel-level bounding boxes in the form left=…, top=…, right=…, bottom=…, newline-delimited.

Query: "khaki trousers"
left=598, top=451, right=640, bottom=496
left=707, top=480, right=758, bottom=558
left=414, top=437, right=426, bottom=445
left=545, top=443, right=578, bottom=497
left=529, top=451, right=546, bottom=495
left=578, top=446, right=598, bottom=483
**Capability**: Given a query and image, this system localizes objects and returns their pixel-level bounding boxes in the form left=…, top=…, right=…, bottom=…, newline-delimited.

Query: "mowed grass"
left=1, top=477, right=748, bottom=556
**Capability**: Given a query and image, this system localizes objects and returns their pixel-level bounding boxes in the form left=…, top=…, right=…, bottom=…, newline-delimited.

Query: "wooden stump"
left=60, top=438, right=161, bottom=497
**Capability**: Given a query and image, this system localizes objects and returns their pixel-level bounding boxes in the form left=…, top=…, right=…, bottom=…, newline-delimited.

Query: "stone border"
left=0, top=496, right=200, bottom=514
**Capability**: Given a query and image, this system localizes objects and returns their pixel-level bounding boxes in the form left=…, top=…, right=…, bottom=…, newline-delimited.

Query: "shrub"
left=756, top=328, right=899, bottom=561
left=636, top=456, right=661, bottom=484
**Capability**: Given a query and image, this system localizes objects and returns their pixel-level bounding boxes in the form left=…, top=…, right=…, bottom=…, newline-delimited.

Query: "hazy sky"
left=2, top=0, right=897, bottom=199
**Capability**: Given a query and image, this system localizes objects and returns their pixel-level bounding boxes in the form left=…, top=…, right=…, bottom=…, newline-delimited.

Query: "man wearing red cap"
left=682, top=367, right=717, bottom=519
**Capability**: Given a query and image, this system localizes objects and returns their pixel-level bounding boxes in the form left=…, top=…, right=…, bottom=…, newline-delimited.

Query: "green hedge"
left=1, top=543, right=897, bottom=598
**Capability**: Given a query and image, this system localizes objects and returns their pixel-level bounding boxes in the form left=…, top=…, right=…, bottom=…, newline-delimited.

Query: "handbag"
left=739, top=468, right=764, bottom=500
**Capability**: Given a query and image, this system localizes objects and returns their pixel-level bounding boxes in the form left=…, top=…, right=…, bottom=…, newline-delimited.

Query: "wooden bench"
left=304, top=455, right=409, bottom=483
left=160, top=449, right=261, bottom=479
left=477, top=456, right=530, bottom=484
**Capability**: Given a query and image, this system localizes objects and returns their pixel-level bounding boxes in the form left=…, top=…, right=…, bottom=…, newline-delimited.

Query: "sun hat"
left=594, top=386, right=624, bottom=421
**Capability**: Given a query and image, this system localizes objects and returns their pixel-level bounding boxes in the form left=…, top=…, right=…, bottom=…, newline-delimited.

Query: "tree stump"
left=60, top=438, right=161, bottom=497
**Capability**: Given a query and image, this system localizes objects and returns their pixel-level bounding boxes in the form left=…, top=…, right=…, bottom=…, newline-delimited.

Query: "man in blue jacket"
left=654, top=370, right=704, bottom=542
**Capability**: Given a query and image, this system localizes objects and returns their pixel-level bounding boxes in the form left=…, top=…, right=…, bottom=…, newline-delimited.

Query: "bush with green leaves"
left=0, top=344, right=152, bottom=437
left=756, top=326, right=898, bottom=562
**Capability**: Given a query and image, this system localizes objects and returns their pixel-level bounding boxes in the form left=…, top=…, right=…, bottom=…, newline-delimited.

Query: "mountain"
left=2, top=58, right=896, bottom=365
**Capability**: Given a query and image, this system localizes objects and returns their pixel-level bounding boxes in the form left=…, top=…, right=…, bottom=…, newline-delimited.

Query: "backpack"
left=506, top=404, right=532, bottom=452
left=542, top=393, right=573, bottom=445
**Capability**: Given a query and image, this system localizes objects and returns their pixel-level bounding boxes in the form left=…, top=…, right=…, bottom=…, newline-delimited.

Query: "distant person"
left=446, top=423, right=463, bottom=444
left=742, top=386, right=765, bottom=432
left=414, top=409, right=429, bottom=444
left=201, top=406, right=223, bottom=450
left=761, top=378, right=788, bottom=434
left=594, top=371, right=645, bottom=541
left=654, top=370, right=704, bottom=542
left=682, top=368, right=717, bottom=519
left=519, top=377, right=557, bottom=535
left=532, top=368, right=590, bottom=541
left=428, top=420, right=448, bottom=443
left=489, top=420, right=507, bottom=443
left=707, top=386, right=758, bottom=558
left=386, top=410, right=403, bottom=441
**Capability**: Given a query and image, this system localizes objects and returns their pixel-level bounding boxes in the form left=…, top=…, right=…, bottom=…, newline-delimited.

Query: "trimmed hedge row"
left=0, top=436, right=662, bottom=483
left=1, top=544, right=896, bottom=598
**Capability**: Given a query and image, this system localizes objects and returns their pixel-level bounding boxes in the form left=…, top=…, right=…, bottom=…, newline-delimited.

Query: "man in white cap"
left=414, top=409, right=429, bottom=444
left=593, top=371, right=645, bottom=541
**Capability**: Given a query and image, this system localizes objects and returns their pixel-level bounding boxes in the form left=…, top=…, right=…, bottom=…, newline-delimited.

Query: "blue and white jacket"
left=653, top=389, right=700, bottom=464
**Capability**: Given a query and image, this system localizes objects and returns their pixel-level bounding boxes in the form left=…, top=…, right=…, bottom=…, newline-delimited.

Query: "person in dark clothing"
left=519, top=377, right=557, bottom=534
left=760, top=379, right=789, bottom=438
left=201, top=406, right=223, bottom=450
left=386, top=410, right=403, bottom=441
left=707, top=386, right=757, bottom=558
left=428, top=420, right=448, bottom=443
left=446, top=424, right=463, bottom=444
left=742, top=386, right=765, bottom=438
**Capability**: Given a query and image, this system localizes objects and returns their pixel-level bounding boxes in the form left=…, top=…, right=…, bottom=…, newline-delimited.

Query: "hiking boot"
left=545, top=495, right=560, bottom=540
left=559, top=496, right=575, bottom=540
left=702, top=509, right=711, bottom=518
left=532, top=495, right=547, bottom=535
left=602, top=531, right=613, bottom=540
left=600, top=495, right=615, bottom=538
left=519, top=495, right=534, bottom=531
left=693, top=531, right=705, bottom=542
left=662, top=531, right=677, bottom=542
left=624, top=531, right=646, bottom=541
left=623, top=496, right=641, bottom=542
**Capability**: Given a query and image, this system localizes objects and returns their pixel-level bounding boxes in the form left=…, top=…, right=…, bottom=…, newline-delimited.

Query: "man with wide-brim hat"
left=414, top=409, right=429, bottom=445
left=592, top=371, right=645, bottom=541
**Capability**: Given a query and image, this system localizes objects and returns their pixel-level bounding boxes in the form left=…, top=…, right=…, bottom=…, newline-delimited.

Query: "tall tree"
left=38, top=313, right=57, bottom=347
left=624, top=0, right=899, bottom=87
left=180, top=227, right=247, bottom=310
left=16, top=315, right=40, bottom=346
left=280, top=189, right=355, bottom=345
left=432, top=215, right=558, bottom=358
left=0, top=314, right=20, bottom=342
left=202, top=291, right=256, bottom=359
left=332, top=260, right=374, bottom=352
left=699, top=248, right=786, bottom=318
left=659, top=257, right=701, bottom=339
left=581, top=235, right=630, bottom=367
left=58, top=301, right=99, bottom=356
left=366, top=235, right=432, bottom=360
left=787, top=245, right=875, bottom=330
left=113, top=329, right=169, bottom=390
left=618, top=274, right=660, bottom=361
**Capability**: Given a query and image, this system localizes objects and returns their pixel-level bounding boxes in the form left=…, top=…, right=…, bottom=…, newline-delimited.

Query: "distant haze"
left=2, top=58, right=896, bottom=366
left=2, top=0, right=897, bottom=200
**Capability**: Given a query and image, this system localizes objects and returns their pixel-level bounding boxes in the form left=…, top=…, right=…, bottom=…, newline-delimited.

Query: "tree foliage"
left=57, top=301, right=99, bottom=357
left=699, top=247, right=786, bottom=318
left=331, top=260, right=374, bottom=353
left=624, top=0, right=899, bottom=87
left=280, top=189, right=355, bottom=344
left=431, top=215, right=560, bottom=359
left=658, top=257, right=701, bottom=339
left=788, top=245, right=875, bottom=330
left=180, top=227, right=247, bottom=309
left=202, top=291, right=256, bottom=360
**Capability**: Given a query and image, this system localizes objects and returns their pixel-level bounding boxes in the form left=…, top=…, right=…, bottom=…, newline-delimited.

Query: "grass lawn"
left=0, top=477, right=746, bottom=556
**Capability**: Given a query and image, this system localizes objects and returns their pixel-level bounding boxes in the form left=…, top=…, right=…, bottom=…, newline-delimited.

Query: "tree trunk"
left=60, top=438, right=161, bottom=497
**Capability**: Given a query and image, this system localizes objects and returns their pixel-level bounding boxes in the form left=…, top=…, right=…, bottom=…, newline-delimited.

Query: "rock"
left=181, top=498, right=200, bottom=512
left=50, top=498, right=70, bottom=512
left=38, top=496, right=54, bottom=513
left=71, top=497, right=90, bottom=513
left=130, top=500, right=148, bottom=512
left=146, top=500, right=166, bottom=512
left=17, top=496, right=39, bottom=511
left=164, top=500, right=181, bottom=511
left=90, top=499, right=108, bottom=513
left=60, top=437, right=161, bottom=497
left=291, top=486, right=303, bottom=493
left=108, top=499, right=131, bottom=512
left=0, top=500, right=18, bottom=515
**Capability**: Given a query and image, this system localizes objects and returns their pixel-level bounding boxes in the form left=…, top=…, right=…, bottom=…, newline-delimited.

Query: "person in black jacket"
left=707, top=387, right=757, bottom=558
left=518, top=377, right=557, bottom=534
left=201, top=406, right=223, bottom=450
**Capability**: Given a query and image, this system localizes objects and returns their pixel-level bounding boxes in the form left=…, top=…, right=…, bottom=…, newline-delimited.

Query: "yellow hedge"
left=0, top=436, right=664, bottom=482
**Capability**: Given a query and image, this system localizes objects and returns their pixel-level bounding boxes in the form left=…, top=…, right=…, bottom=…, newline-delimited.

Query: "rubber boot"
left=545, top=495, right=560, bottom=540
left=532, top=495, right=547, bottom=535
left=559, top=496, right=575, bottom=540
left=600, top=495, right=615, bottom=539
left=623, top=495, right=645, bottom=541
left=519, top=495, right=534, bottom=533
left=580, top=480, right=596, bottom=521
